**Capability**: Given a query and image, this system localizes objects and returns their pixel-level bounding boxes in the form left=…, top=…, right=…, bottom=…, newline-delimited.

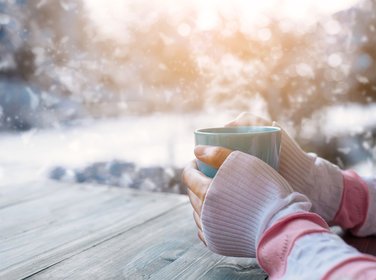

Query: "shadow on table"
left=340, top=230, right=376, bottom=256
left=332, top=226, right=376, bottom=255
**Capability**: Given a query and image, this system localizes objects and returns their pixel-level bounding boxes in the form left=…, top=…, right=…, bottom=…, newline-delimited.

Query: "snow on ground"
left=300, top=103, right=376, bottom=177
left=301, top=104, right=376, bottom=139
left=0, top=107, right=374, bottom=187
left=0, top=112, right=235, bottom=186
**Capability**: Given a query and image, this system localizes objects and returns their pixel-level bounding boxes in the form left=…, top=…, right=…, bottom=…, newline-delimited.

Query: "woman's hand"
left=188, top=150, right=311, bottom=258
left=182, top=145, right=232, bottom=245
left=225, top=112, right=346, bottom=225
left=182, top=113, right=273, bottom=245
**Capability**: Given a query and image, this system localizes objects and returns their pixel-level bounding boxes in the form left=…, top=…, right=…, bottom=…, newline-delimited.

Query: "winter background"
left=0, top=0, right=375, bottom=193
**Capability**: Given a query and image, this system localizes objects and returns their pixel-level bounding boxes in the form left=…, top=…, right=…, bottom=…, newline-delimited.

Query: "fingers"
left=193, top=211, right=206, bottom=245
left=198, top=229, right=207, bottom=246
left=182, top=160, right=211, bottom=201
left=194, top=146, right=232, bottom=169
left=225, top=112, right=271, bottom=127
left=182, top=158, right=213, bottom=248
left=193, top=210, right=202, bottom=230
left=195, top=212, right=206, bottom=245
left=187, top=189, right=203, bottom=215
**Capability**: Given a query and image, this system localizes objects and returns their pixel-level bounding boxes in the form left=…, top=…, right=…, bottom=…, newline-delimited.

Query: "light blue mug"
left=194, top=126, right=281, bottom=178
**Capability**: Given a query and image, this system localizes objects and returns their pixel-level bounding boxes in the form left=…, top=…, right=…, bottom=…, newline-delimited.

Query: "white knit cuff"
left=310, top=157, right=343, bottom=223
left=201, top=151, right=310, bottom=257
left=278, top=128, right=343, bottom=223
left=278, top=128, right=315, bottom=185
left=357, top=177, right=376, bottom=236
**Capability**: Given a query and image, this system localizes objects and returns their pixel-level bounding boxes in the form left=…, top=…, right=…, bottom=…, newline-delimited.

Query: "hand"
left=197, top=150, right=311, bottom=257
left=182, top=145, right=233, bottom=245
left=225, top=112, right=344, bottom=224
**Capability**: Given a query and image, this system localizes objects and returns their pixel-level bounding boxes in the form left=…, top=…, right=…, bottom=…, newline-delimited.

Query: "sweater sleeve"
left=356, top=176, right=376, bottom=236
left=324, top=257, right=376, bottom=280
left=333, top=171, right=376, bottom=236
left=257, top=212, right=376, bottom=280
left=200, top=151, right=311, bottom=258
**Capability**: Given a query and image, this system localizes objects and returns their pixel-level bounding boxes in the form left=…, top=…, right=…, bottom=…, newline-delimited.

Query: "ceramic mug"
left=194, top=126, right=281, bottom=178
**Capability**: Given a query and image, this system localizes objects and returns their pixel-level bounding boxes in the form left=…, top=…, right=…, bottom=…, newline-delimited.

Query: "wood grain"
left=0, top=182, right=188, bottom=280
left=0, top=180, right=59, bottom=209
left=3, top=181, right=376, bottom=280
left=27, top=204, right=266, bottom=280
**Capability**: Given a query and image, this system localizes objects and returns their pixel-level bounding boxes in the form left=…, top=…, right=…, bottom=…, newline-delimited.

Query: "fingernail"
left=194, top=145, right=207, bottom=157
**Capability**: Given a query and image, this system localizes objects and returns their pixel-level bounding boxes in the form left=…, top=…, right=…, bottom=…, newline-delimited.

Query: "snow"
left=0, top=0, right=375, bottom=187
left=0, top=106, right=374, bottom=187
left=0, top=14, right=10, bottom=25
left=328, top=53, right=343, bottom=68
left=0, top=113, right=234, bottom=186
left=322, top=104, right=376, bottom=137
left=295, top=63, right=315, bottom=78
left=299, top=104, right=376, bottom=176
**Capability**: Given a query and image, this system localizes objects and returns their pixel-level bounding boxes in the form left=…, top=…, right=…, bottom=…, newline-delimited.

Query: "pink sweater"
left=202, top=155, right=376, bottom=279
left=266, top=171, right=376, bottom=279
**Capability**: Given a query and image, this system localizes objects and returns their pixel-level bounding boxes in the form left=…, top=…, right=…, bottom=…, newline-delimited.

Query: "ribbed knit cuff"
left=333, top=170, right=369, bottom=234
left=278, top=128, right=343, bottom=223
left=311, top=157, right=344, bottom=223
left=278, top=128, right=315, bottom=189
left=201, top=151, right=308, bottom=258
left=355, top=176, right=376, bottom=236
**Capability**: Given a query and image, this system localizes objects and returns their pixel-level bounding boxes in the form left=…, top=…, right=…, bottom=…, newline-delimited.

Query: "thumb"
left=194, top=145, right=233, bottom=169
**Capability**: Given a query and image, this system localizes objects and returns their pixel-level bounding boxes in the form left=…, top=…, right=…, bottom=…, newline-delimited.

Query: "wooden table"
left=2, top=181, right=376, bottom=280
left=0, top=181, right=265, bottom=280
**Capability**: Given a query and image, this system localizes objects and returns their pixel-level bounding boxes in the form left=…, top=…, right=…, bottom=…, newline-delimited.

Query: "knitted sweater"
left=201, top=152, right=376, bottom=279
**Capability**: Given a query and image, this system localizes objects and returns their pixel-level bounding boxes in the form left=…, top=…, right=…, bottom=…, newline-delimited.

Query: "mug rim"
left=195, top=126, right=281, bottom=135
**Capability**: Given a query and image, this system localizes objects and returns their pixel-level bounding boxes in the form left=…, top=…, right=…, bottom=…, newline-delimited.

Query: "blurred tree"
left=0, top=0, right=375, bottom=169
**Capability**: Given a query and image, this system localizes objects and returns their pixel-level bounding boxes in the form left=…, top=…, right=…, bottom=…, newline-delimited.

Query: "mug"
left=194, top=126, right=281, bottom=178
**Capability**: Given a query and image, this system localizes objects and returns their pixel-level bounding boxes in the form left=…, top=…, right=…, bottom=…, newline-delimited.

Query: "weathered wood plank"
left=1, top=184, right=112, bottom=238
left=26, top=204, right=198, bottom=279
left=343, top=233, right=376, bottom=256
left=1, top=182, right=175, bottom=238
left=0, top=180, right=62, bottom=209
left=4, top=181, right=376, bottom=280
left=150, top=244, right=265, bottom=280
left=28, top=204, right=266, bottom=280
left=0, top=183, right=189, bottom=280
